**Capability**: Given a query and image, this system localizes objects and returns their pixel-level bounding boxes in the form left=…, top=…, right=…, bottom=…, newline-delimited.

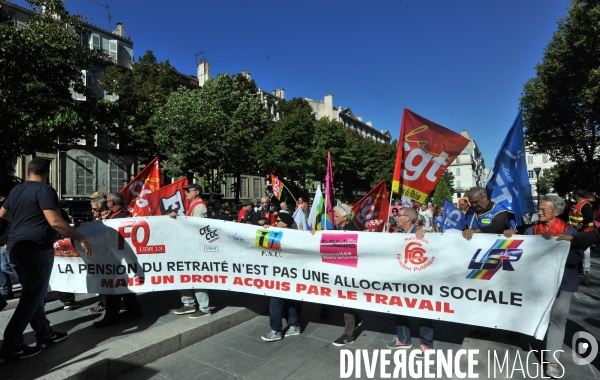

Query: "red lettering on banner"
left=151, top=275, right=174, bottom=284
left=101, top=277, right=144, bottom=288
left=337, top=290, right=357, bottom=300
left=390, top=296, right=403, bottom=306
left=363, top=292, right=454, bottom=313
left=296, top=283, right=331, bottom=297
left=376, top=294, right=388, bottom=304
left=232, top=276, right=290, bottom=291
left=118, top=220, right=166, bottom=254
left=179, top=274, right=227, bottom=284
left=419, top=300, right=434, bottom=311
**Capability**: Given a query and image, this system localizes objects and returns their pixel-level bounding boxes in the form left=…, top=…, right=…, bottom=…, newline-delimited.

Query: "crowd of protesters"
left=0, top=159, right=597, bottom=378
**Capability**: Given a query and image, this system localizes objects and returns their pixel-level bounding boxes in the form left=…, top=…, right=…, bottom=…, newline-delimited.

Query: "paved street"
left=1, top=253, right=600, bottom=379
left=119, top=253, right=600, bottom=380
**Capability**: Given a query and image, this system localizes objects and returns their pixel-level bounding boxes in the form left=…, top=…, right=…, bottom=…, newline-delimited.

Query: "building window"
left=456, top=168, right=460, bottom=176
left=542, top=154, right=549, bottom=163
left=456, top=180, right=461, bottom=189
left=456, top=157, right=460, bottom=164
left=9, top=11, right=16, bottom=26
left=528, top=170, right=534, bottom=179
left=240, top=177, right=248, bottom=199
left=527, top=155, right=534, bottom=164
left=76, top=157, right=95, bottom=195
left=253, top=179, right=261, bottom=198
left=225, top=177, right=233, bottom=198
left=110, top=159, right=129, bottom=193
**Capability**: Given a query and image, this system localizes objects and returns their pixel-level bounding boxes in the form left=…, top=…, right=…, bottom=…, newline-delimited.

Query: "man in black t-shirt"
left=0, top=159, right=93, bottom=360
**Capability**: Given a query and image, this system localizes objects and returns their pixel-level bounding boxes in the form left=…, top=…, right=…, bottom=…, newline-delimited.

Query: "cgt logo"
left=255, top=229, right=282, bottom=250
left=396, top=237, right=436, bottom=272
left=467, top=239, right=523, bottom=280
left=118, top=220, right=166, bottom=254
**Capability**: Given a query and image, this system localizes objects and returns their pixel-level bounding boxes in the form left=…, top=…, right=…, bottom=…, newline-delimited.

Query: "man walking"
left=170, top=184, right=212, bottom=318
left=0, top=159, right=93, bottom=359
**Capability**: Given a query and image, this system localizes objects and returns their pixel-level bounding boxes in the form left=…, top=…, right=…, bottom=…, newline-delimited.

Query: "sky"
left=15, top=0, right=572, bottom=167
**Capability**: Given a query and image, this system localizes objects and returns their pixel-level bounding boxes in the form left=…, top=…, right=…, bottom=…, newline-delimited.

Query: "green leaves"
left=520, top=0, right=600, bottom=191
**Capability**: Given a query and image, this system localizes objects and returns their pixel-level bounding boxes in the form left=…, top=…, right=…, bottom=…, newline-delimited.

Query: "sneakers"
left=261, top=330, right=283, bottom=342
left=87, top=303, right=105, bottom=314
left=415, top=344, right=433, bottom=358
left=63, top=301, right=81, bottom=310
left=386, top=338, right=412, bottom=349
left=333, top=334, right=354, bottom=347
left=545, top=363, right=562, bottom=378
left=37, top=331, right=68, bottom=349
left=1, top=345, right=43, bottom=360
left=285, top=326, right=301, bottom=337
left=174, top=306, right=197, bottom=315
left=189, top=310, right=210, bottom=319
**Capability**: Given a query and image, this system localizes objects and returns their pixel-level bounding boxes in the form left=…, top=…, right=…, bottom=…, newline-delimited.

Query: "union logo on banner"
left=467, top=239, right=524, bottom=280
left=396, top=237, right=436, bottom=272
left=320, top=233, right=359, bottom=267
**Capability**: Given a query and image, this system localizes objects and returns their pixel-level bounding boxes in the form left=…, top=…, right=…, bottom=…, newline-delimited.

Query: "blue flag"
left=441, top=199, right=467, bottom=232
left=485, top=109, right=535, bottom=226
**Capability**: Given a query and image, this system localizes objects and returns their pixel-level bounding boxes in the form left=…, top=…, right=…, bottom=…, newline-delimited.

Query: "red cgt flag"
left=352, top=180, right=389, bottom=232
left=391, top=109, right=469, bottom=203
left=128, top=178, right=190, bottom=217
left=270, top=173, right=284, bottom=200
left=120, top=157, right=161, bottom=205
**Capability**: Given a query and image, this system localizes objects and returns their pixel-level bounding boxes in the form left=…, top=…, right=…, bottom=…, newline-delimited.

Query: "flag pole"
left=386, top=108, right=408, bottom=232
left=284, top=187, right=297, bottom=204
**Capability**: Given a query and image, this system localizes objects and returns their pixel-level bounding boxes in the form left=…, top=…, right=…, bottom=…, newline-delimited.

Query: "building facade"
left=446, top=130, right=487, bottom=202
left=305, top=94, right=391, bottom=143
left=7, top=1, right=137, bottom=211
left=525, top=150, right=556, bottom=202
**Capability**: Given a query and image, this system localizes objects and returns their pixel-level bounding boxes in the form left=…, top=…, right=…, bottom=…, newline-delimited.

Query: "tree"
left=441, top=171, right=456, bottom=195
left=520, top=0, right=600, bottom=191
left=152, top=74, right=270, bottom=200
left=431, top=176, right=453, bottom=207
left=99, top=50, right=179, bottom=161
left=258, top=98, right=316, bottom=197
left=0, top=0, right=100, bottom=182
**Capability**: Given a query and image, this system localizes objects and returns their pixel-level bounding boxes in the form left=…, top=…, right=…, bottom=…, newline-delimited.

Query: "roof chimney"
left=274, top=88, right=285, bottom=99
left=113, top=22, right=125, bottom=37
left=197, top=59, right=210, bottom=87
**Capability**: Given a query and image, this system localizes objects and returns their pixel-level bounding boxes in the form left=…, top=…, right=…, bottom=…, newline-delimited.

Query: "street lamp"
left=533, top=167, right=542, bottom=206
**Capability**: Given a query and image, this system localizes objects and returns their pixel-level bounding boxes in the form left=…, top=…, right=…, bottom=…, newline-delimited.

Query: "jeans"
left=180, top=289, right=211, bottom=313
left=1, top=245, right=18, bottom=280
left=269, top=298, right=300, bottom=333
left=0, top=246, right=12, bottom=295
left=2, top=249, right=55, bottom=350
left=395, top=315, right=434, bottom=348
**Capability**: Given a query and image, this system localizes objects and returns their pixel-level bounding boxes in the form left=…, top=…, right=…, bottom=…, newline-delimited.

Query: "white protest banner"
left=50, top=218, right=569, bottom=339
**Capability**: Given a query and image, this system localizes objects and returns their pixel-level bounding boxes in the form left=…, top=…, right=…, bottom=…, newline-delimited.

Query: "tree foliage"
left=431, top=176, right=453, bottom=207
left=151, top=74, right=270, bottom=199
left=520, top=0, right=600, bottom=190
left=0, top=0, right=100, bottom=179
left=99, top=50, right=179, bottom=161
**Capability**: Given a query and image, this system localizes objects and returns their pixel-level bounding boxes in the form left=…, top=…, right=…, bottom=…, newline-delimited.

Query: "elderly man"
left=329, top=204, right=364, bottom=347
left=385, top=208, right=431, bottom=357
left=279, top=201, right=289, bottom=214
left=462, top=187, right=515, bottom=241
left=253, top=197, right=276, bottom=226
left=0, top=159, right=93, bottom=358
left=507, top=195, right=582, bottom=379
left=170, top=184, right=212, bottom=318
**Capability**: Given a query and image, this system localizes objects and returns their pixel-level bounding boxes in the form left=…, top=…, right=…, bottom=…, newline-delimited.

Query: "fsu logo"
left=396, top=237, right=436, bottom=271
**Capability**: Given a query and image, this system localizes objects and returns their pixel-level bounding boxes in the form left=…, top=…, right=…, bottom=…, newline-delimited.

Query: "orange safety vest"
left=568, top=200, right=594, bottom=231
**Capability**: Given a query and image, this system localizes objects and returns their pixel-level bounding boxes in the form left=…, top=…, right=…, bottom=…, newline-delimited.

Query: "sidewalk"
left=121, top=253, right=600, bottom=380
left=1, top=290, right=268, bottom=379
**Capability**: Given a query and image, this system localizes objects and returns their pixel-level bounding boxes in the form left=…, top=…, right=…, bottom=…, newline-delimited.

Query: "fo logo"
left=396, top=237, right=436, bottom=272
left=255, top=229, right=282, bottom=250
left=572, top=331, right=598, bottom=365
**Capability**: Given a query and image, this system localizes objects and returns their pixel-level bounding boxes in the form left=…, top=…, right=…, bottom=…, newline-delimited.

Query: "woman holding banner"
left=505, top=195, right=582, bottom=379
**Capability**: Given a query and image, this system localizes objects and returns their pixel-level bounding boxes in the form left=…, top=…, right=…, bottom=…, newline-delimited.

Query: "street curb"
left=11, top=298, right=267, bottom=380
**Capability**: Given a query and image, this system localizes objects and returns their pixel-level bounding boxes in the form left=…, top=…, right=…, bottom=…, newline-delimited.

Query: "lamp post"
left=533, top=167, right=542, bottom=206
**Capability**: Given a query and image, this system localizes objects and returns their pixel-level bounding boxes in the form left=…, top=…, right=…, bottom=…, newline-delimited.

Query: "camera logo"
left=572, top=331, right=598, bottom=365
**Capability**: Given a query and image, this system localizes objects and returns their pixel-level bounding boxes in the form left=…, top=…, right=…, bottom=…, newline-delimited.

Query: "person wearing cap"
left=90, top=191, right=106, bottom=200
left=261, top=212, right=302, bottom=341
left=170, top=184, right=212, bottom=318
left=238, top=200, right=253, bottom=223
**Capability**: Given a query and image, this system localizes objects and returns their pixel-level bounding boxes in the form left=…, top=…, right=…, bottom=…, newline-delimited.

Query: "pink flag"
left=325, top=151, right=335, bottom=228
